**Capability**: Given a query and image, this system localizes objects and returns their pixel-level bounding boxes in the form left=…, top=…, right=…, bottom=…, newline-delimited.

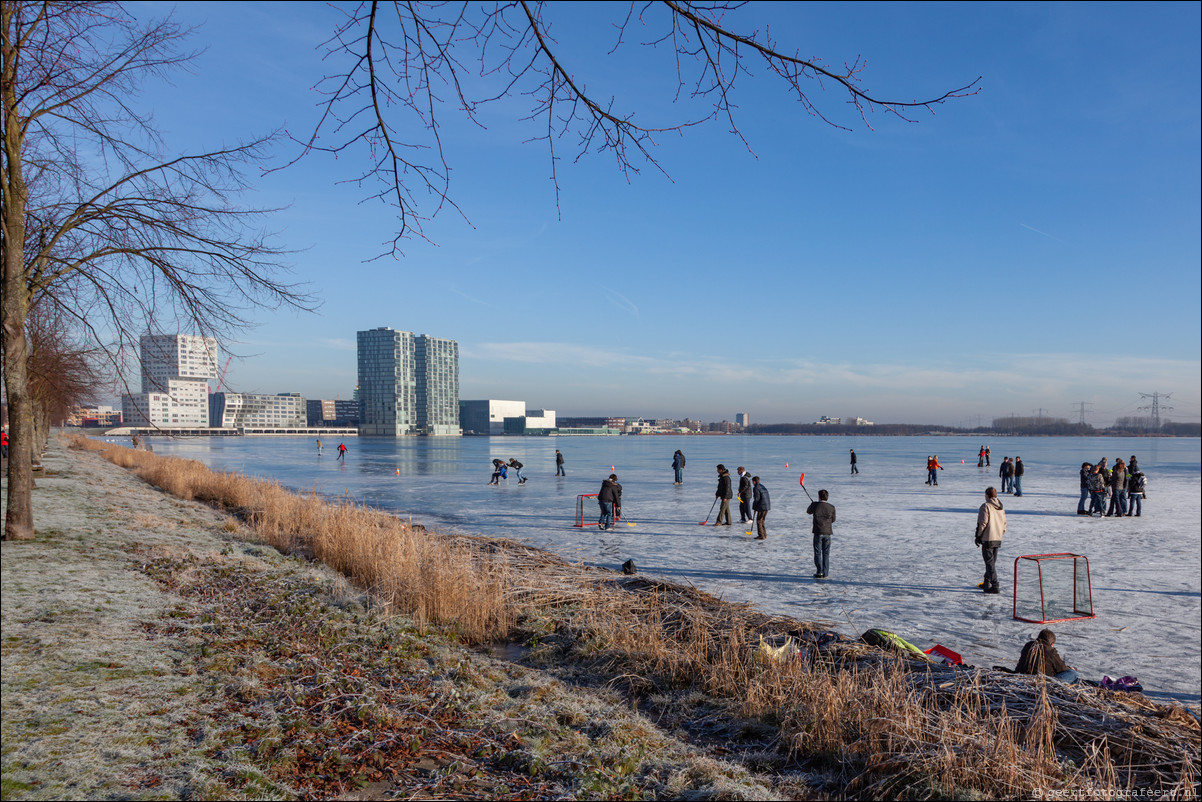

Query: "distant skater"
left=927, top=455, right=943, bottom=486
left=978, top=445, right=985, bottom=468
left=337, top=442, right=347, bottom=462
left=555, top=449, right=565, bottom=476
left=509, top=458, right=526, bottom=485
left=850, top=449, right=859, bottom=475
left=985, top=446, right=991, bottom=467
left=974, top=487, right=1006, bottom=594
left=752, top=476, right=770, bottom=540
left=316, top=438, right=323, bottom=456
left=598, top=474, right=622, bottom=530
left=672, top=450, right=686, bottom=485
left=1012, top=456, right=1024, bottom=497
left=714, top=464, right=733, bottom=526
left=806, top=490, right=836, bottom=578
left=737, top=467, right=753, bottom=523
left=999, top=457, right=1013, bottom=494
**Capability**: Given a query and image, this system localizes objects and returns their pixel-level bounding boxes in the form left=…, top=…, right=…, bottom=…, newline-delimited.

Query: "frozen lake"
left=136, top=433, right=1201, bottom=705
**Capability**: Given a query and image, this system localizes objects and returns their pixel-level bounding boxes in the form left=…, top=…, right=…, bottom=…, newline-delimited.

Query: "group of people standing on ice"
left=1079, top=455, right=1146, bottom=517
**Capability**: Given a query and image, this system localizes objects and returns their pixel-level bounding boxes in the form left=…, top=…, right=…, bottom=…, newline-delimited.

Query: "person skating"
left=1015, top=629, right=1078, bottom=684
left=752, top=476, right=770, bottom=539
left=925, top=456, right=933, bottom=485
left=928, top=455, right=943, bottom=486
left=1012, top=456, right=1025, bottom=497
left=555, top=449, right=565, bottom=476
left=508, top=458, right=526, bottom=484
left=672, top=450, right=686, bottom=485
left=978, top=445, right=985, bottom=468
left=974, top=486, right=1006, bottom=594
left=737, top=467, right=753, bottom=523
left=598, top=474, right=622, bottom=530
left=337, top=442, right=347, bottom=462
left=806, top=490, right=836, bottom=578
left=489, top=458, right=505, bottom=484
left=316, top=438, right=323, bottom=456
left=714, top=464, right=733, bottom=525
left=850, top=449, right=859, bottom=475
left=985, top=446, right=991, bottom=467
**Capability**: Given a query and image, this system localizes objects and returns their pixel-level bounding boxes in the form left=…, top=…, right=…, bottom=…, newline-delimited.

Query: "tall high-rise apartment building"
left=357, top=327, right=460, bottom=436
left=121, top=334, right=218, bottom=427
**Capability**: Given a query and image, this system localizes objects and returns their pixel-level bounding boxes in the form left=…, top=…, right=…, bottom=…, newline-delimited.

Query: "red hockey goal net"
left=574, top=494, right=599, bottom=528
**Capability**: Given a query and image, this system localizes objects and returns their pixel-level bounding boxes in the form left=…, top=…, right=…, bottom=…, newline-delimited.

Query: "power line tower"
left=1138, top=392, right=1173, bottom=429
left=1072, top=401, right=1092, bottom=425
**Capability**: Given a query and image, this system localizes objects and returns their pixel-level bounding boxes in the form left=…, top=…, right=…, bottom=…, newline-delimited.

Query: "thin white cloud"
left=1019, top=222, right=1063, bottom=243
left=601, top=288, right=640, bottom=319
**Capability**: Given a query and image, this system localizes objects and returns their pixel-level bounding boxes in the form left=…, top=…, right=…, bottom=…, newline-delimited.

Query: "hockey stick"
left=799, top=472, right=814, bottom=503
left=699, top=498, right=718, bottom=525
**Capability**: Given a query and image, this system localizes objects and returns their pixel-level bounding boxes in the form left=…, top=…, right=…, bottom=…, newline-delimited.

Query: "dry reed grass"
left=70, top=434, right=1201, bottom=799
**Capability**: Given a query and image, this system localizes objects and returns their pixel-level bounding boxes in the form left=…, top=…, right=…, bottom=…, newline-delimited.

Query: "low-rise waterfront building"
left=210, top=392, right=307, bottom=429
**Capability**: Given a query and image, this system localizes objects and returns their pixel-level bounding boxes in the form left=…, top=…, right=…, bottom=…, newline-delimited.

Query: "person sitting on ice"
left=1015, top=629, right=1078, bottom=684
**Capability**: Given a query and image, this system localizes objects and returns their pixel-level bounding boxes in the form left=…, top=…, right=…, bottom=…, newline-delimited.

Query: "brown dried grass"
left=70, top=434, right=1200, bottom=799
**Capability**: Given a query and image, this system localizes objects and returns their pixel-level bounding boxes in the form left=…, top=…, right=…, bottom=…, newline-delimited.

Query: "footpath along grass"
left=3, top=433, right=1199, bottom=800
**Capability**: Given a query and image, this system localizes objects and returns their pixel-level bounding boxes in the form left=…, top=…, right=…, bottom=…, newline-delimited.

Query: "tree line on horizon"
left=743, top=420, right=1200, bottom=437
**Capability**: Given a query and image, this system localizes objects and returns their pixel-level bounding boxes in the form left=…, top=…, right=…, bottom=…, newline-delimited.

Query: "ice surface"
left=141, top=434, right=1201, bottom=705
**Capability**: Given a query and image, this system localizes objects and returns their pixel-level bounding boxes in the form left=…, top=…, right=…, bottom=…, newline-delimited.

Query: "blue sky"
left=127, top=1, right=1201, bottom=426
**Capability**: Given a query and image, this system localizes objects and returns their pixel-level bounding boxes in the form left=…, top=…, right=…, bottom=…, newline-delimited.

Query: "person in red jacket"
left=928, top=455, right=943, bottom=486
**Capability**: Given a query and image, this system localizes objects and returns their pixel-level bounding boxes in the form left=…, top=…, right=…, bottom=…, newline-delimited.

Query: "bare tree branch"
left=297, top=1, right=978, bottom=254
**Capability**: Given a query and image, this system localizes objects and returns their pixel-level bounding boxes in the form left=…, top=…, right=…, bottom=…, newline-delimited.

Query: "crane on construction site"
left=209, top=356, right=233, bottom=394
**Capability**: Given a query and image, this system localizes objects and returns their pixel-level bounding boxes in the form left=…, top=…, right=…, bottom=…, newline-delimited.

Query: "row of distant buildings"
left=113, top=330, right=760, bottom=436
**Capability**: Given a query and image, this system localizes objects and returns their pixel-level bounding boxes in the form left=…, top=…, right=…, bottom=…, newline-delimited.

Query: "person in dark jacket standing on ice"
left=999, top=457, right=1013, bottom=494
left=672, top=450, right=685, bottom=485
left=751, top=476, right=770, bottom=539
left=974, top=487, right=1006, bottom=594
left=1012, top=457, right=1025, bottom=497
left=555, top=449, right=565, bottom=476
left=714, top=464, right=733, bottom=526
left=850, top=449, right=859, bottom=474
left=807, top=490, right=836, bottom=578
left=737, top=467, right=753, bottom=523
left=598, top=474, right=622, bottom=530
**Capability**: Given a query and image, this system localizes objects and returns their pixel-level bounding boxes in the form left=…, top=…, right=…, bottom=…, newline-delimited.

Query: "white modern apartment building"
left=121, top=334, right=218, bottom=427
left=210, top=392, right=307, bottom=429
left=459, top=399, right=526, bottom=435
left=357, top=327, right=460, bottom=436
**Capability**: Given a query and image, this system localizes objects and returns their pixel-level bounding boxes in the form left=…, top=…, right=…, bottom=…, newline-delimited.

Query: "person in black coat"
left=714, top=464, right=733, bottom=526
left=598, top=474, right=622, bottom=530
left=737, top=467, right=753, bottom=523
left=752, top=477, right=770, bottom=539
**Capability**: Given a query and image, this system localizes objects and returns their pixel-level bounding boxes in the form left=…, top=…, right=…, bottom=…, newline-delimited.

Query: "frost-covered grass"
left=2, top=435, right=782, bottom=800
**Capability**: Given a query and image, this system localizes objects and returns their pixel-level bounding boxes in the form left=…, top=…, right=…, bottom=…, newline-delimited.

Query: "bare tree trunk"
left=2, top=190, right=36, bottom=541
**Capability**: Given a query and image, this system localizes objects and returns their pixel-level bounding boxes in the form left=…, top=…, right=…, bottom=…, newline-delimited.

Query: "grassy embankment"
left=5, top=434, right=1198, bottom=799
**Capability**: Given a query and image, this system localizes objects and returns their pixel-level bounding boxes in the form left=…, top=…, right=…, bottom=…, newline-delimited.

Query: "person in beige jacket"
left=974, top=487, right=1006, bottom=594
